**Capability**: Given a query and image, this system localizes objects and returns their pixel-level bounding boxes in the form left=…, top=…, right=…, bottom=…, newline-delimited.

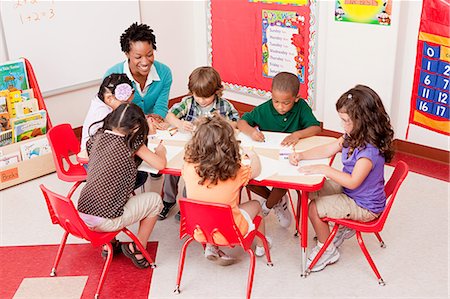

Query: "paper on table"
left=156, top=129, right=192, bottom=142
left=253, top=155, right=279, bottom=181
left=237, top=131, right=290, bottom=149
left=139, top=144, right=184, bottom=174
left=277, top=158, right=330, bottom=176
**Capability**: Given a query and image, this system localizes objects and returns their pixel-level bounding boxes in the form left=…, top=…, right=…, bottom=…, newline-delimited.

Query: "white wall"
left=1, top=0, right=448, bottom=151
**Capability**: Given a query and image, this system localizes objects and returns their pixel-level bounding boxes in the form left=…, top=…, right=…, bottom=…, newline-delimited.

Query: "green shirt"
left=241, top=99, right=320, bottom=133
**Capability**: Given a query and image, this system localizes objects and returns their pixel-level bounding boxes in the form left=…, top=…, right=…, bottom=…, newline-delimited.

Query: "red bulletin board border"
left=208, top=0, right=317, bottom=105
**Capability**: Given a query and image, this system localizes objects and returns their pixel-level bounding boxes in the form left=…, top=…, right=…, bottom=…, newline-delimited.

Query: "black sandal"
left=121, top=242, right=150, bottom=269
left=101, top=238, right=122, bottom=258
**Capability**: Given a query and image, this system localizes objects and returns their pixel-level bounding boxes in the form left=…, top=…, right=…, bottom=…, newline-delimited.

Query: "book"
left=0, top=95, right=7, bottom=112
left=11, top=110, right=47, bottom=142
left=6, top=90, right=22, bottom=118
left=0, top=129, right=13, bottom=146
left=0, top=59, right=29, bottom=91
left=0, top=151, right=21, bottom=167
left=20, top=138, right=51, bottom=160
left=0, top=111, right=11, bottom=131
left=15, top=98, right=39, bottom=117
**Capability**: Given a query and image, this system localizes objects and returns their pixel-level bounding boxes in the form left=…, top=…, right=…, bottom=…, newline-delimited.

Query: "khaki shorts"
left=310, top=180, right=378, bottom=222
left=94, top=192, right=163, bottom=232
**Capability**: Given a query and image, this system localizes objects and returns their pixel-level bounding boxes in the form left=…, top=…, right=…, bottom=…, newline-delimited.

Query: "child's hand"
left=155, top=121, right=170, bottom=130
left=147, top=118, right=157, bottom=135
left=154, top=143, right=167, bottom=157
left=251, top=129, right=265, bottom=142
left=289, top=152, right=301, bottom=166
left=281, top=133, right=300, bottom=146
left=181, top=120, right=195, bottom=132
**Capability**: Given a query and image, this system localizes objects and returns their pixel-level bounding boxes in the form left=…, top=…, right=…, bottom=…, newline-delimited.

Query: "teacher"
left=105, top=22, right=172, bottom=125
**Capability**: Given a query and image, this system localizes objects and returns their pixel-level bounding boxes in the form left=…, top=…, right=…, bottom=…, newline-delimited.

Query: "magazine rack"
left=0, top=58, right=55, bottom=190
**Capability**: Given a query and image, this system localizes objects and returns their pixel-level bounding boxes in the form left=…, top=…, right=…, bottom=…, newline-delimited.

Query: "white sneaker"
left=273, top=195, right=291, bottom=228
left=255, top=236, right=272, bottom=257
left=261, top=200, right=270, bottom=217
left=204, top=244, right=236, bottom=266
left=306, top=245, right=340, bottom=272
left=333, top=226, right=356, bottom=248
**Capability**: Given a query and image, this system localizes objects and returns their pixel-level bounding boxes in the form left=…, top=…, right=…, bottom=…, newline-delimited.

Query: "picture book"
left=0, top=95, right=7, bottom=113
left=20, top=88, right=34, bottom=101
left=20, top=137, right=51, bottom=160
left=0, top=129, right=12, bottom=147
left=0, top=59, right=29, bottom=91
left=15, top=98, right=39, bottom=117
left=0, top=112, right=11, bottom=131
left=0, top=151, right=21, bottom=167
left=6, top=90, right=22, bottom=118
left=11, top=110, right=47, bottom=142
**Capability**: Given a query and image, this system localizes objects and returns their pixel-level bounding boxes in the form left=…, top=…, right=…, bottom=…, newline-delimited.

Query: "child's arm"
left=237, top=119, right=265, bottom=142
left=165, top=112, right=194, bottom=132
left=242, top=148, right=261, bottom=179
left=289, top=136, right=343, bottom=165
left=135, top=143, right=167, bottom=170
left=281, top=125, right=322, bottom=146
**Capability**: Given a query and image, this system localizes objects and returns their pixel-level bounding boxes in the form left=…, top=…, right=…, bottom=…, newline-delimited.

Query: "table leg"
left=300, top=190, right=309, bottom=277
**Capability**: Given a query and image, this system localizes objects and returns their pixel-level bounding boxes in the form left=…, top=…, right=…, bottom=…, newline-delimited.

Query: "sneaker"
left=150, top=173, right=163, bottom=180
left=333, top=226, right=356, bottom=248
left=306, top=245, right=340, bottom=272
left=204, top=244, right=236, bottom=266
left=158, top=202, right=175, bottom=220
left=273, top=195, right=291, bottom=228
left=255, top=236, right=272, bottom=257
left=261, top=200, right=270, bottom=217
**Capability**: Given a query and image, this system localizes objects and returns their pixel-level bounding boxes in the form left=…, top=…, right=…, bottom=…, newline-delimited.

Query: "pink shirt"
left=182, top=163, right=251, bottom=245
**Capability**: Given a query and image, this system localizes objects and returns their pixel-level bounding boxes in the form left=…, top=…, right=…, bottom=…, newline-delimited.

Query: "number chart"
left=409, top=0, right=449, bottom=136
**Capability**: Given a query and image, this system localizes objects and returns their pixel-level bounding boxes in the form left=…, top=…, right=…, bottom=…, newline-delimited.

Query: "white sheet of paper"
left=139, top=145, right=184, bottom=174
left=277, top=158, right=330, bottom=176
left=253, top=155, right=279, bottom=181
left=237, top=131, right=291, bottom=149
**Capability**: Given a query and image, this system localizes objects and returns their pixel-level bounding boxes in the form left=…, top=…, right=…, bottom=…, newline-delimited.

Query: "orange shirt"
left=182, top=162, right=251, bottom=245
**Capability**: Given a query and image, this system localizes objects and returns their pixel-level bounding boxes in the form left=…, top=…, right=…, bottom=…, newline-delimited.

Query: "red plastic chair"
left=306, top=161, right=409, bottom=285
left=39, top=184, right=156, bottom=299
left=47, top=124, right=87, bottom=198
left=174, top=197, right=273, bottom=299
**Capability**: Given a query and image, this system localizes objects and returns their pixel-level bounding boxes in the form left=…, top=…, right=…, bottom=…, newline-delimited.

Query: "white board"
left=0, top=1, right=140, bottom=94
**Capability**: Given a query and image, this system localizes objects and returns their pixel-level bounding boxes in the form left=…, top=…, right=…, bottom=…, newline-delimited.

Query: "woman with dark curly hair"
left=289, top=84, right=395, bottom=272
left=104, top=22, right=172, bottom=128
left=182, top=115, right=270, bottom=265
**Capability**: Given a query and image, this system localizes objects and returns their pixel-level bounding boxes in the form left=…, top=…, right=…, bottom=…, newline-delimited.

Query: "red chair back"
left=47, top=124, right=87, bottom=182
left=179, top=198, right=246, bottom=248
left=40, top=184, right=117, bottom=247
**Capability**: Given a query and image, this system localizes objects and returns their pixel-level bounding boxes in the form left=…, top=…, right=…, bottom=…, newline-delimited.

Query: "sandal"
left=101, top=238, right=122, bottom=258
left=121, top=242, right=150, bottom=269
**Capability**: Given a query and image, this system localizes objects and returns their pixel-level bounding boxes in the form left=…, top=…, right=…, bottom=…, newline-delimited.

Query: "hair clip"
left=114, top=83, right=134, bottom=102
left=347, top=94, right=353, bottom=99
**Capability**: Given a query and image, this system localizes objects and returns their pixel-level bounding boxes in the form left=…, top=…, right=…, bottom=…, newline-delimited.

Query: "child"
left=237, top=72, right=321, bottom=228
left=81, top=73, right=149, bottom=189
left=159, top=66, right=240, bottom=220
left=289, top=84, right=394, bottom=272
left=77, top=103, right=167, bottom=269
left=182, top=115, right=269, bottom=265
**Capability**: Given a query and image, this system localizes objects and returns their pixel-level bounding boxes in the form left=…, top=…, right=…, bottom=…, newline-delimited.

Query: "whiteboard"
left=0, top=1, right=140, bottom=94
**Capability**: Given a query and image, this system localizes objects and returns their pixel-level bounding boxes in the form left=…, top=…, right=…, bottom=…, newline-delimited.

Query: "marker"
left=256, top=126, right=265, bottom=142
left=168, top=127, right=178, bottom=136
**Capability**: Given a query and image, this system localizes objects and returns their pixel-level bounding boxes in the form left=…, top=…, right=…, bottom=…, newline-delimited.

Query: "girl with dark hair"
left=77, top=103, right=167, bottom=269
left=289, top=84, right=394, bottom=272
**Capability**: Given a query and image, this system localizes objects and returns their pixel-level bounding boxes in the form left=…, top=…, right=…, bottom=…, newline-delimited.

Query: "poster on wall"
left=408, top=0, right=450, bottom=137
left=209, top=0, right=317, bottom=105
left=334, top=0, right=392, bottom=26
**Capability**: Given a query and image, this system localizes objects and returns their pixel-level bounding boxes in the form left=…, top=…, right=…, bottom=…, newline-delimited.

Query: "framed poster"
left=408, top=0, right=449, bottom=136
left=208, top=0, right=317, bottom=105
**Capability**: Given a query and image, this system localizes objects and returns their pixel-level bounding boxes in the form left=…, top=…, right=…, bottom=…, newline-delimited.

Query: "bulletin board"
left=208, top=0, right=317, bottom=104
left=408, top=0, right=450, bottom=136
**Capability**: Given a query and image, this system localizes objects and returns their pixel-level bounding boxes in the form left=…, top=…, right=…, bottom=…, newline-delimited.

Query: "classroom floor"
left=0, top=153, right=448, bottom=299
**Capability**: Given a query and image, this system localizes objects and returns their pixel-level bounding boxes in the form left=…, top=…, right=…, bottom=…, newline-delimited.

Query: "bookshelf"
left=0, top=58, right=55, bottom=190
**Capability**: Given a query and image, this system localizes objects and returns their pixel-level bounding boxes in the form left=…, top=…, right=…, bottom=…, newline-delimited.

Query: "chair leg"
left=174, top=237, right=195, bottom=294
left=50, top=231, right=69, bottom=276
left=374, top=232, right=386, bottom=248
left=95, top=243, right=114, bottom=298
left=306, top=224, right=339, bottom=275
left=122, top=228, right=156, bottom=267
left=67, top=181, right=82, bottom=199
left=255, top=231, right=273, bottom=266
left=245, top=248, right=256, bottom=299
left=355, top=232, right=385, bottom=286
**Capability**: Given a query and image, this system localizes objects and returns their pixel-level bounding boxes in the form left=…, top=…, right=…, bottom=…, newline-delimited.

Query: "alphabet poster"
left=209, top=0, right=317, bottom=105
left=408, top=0, right=450, bottom=136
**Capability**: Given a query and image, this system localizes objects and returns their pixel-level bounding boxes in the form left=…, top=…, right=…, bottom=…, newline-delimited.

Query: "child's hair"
left=92, top=103, right=149, bottom=152
left=120, top=22, right=157, bottom=52
left=184, top=115, right=240, bottom=186
left=98, top=73, right=133, bottom=102
left=188, top=66, right=223, bottom=98
left=336, top=85, right=394, bottom=162
left=271, top=72, right=300, bottom=97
